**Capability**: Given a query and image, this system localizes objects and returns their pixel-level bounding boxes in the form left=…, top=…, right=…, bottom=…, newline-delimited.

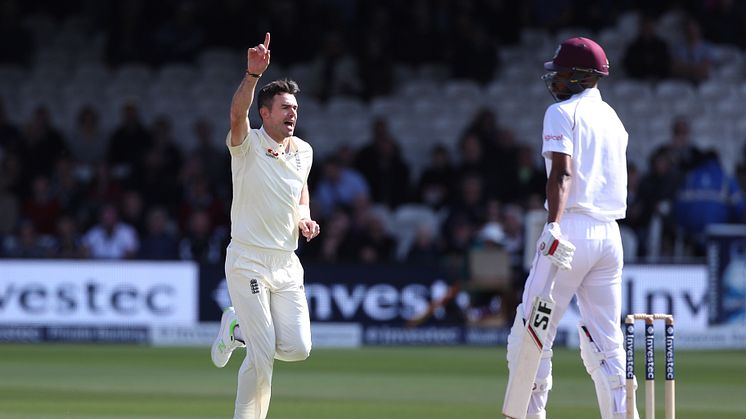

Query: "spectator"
left=623, top=14, right=673, bottom=81
left=119, top=189, right=147, bottom=235
left=737, top=143, right=746, bottom=195
left=416, top=143, right=456, bottom=210
left=2, top=220, right=52, bottom=258
left=447, top=172, right=487, bottom=229
left=672, top=17, right=716, bottom=84
left=106, top=102, right=153, bottom=177
left=0, top=99, right=24, bottom=156
left=67, top=105, right=108, bottom=169
left=0, top=148, right=24, bottom=198
left=357, top=33, right=396, bottom=100
left=348, top=210, right=396, bottom=264
left=0, top=174, right=18, bottom=238
left=313, top=155, right=370, bottom=219
left=442, top=173, right=486, bottom=255
left=501, top=204, right=526, bottom=277
left=500, top=144, right=545, bottom=206
left=82, top=204, right=139, bottom=259
left=301, top=207, right=355, bottom=263
left=50, top=215, right=87, bottom=259
left=138, top=207, right=179, bottom=260
left=148, top=115, right=184, bottom=174
left=675, top=149, right=746, bottom=256
left=455, top=132, right=487, bottom=185
left=403, top=223, right=443, bottom=265
left=22, top=176, right=61, bottom=236
left=354, top=118, right=411, bottom=209
left=465, top=107, right=502, bottom=155
left=130, top=116, right=183, bottom=209
left=631, top=149, right=681, bottom=258
left=51, top=156, right=86, bottom=221
left=461, top=109, right=519, bottom=197
left=178, top=210, right=225, bottom=264
left=178, top=175, right=226, bottom=232
left=307, top=31, right=362, bottom=102
left=652, top=115, right=701, bottom=175
left=85, top=162, right=125, bottom=221
left=189, top=118, right=230, bottom=193
left=21, top=105, right=69, bottom=180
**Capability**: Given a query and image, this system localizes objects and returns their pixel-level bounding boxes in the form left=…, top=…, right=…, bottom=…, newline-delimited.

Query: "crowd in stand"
left=1, top=0, right=746, bottom=273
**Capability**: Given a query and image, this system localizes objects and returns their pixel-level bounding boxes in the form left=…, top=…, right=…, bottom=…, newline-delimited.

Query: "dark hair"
left=256, top=79, right=300, bottom=113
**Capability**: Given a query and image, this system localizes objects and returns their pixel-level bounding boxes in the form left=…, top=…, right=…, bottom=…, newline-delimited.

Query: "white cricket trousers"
left=509, top=213, right=626, bottom=417
left=225, top=241, right=312, bottom=419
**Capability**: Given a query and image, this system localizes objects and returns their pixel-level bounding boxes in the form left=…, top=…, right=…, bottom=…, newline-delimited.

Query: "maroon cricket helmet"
left=544, top=37, right=610, bottom=77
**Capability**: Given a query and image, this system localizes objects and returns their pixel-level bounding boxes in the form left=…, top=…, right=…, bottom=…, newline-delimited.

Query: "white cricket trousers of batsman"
left=508, top=213, right=627, bottom=418
left=225, top=241, right=312, bottom=419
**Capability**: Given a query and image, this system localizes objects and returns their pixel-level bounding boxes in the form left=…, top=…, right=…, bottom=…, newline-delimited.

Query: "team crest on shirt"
left=265, top=147, right=280, bottom=159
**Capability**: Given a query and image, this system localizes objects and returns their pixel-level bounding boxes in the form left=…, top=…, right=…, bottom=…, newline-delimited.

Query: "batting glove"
left=539, top=222, right=575, bottom=270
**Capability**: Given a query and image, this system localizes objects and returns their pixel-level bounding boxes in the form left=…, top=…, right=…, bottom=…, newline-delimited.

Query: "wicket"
left=624, top=314, right=675, bottom=419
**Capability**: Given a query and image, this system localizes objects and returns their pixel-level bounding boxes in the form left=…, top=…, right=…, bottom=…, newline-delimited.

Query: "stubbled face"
left=261, top=93, right=298, bottom=141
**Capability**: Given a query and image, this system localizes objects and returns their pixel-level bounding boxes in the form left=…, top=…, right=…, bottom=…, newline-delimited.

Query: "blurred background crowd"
left=1, top=0, right=746, bottom=323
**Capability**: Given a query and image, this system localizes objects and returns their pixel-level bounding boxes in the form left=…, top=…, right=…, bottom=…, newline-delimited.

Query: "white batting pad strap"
left=532, top=375, right=553, bottom=393
left=578, top=323, right=624, bottom=419
left=607, top=373, right=625, bottom=389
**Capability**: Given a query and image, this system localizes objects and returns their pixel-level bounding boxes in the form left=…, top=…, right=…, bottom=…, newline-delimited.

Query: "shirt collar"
left=576, top=87, right=602, bottom=100
left=259, top=126, right=297, bottom=153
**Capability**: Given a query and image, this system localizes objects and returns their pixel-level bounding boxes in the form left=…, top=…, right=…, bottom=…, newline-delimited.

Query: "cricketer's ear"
left=258, top=105, right=270, bottom=121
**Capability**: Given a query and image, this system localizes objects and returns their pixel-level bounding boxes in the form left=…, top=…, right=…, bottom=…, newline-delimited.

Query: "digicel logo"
left=544, top=134, right=563, bottom=141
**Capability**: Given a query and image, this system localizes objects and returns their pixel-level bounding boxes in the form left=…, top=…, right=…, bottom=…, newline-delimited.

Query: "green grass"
left=0, top=344, right=744, bottom=418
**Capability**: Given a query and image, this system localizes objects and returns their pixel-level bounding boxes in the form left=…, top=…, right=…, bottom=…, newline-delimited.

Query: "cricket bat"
left=502, top=264, right=558, bottom=419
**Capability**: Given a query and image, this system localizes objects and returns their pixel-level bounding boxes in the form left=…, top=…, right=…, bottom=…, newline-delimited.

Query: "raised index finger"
left=263, top=32, right=270, bottom=49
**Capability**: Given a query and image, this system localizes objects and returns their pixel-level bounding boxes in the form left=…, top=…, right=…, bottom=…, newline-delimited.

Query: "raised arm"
left=229, top=32, right=271, bottom=147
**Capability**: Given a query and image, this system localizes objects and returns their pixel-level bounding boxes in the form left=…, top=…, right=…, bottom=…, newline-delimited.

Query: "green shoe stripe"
left=229, top=319, right=238, bottom=338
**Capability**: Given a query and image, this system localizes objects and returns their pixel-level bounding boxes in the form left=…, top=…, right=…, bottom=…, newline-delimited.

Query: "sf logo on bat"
left=532, top=301, right=552, bottom=330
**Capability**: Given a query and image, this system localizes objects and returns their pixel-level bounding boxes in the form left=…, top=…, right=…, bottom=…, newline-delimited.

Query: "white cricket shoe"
left=211, top=307, right=245, bottom=368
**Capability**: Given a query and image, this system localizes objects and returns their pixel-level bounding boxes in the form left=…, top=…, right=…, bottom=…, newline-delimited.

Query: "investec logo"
left=665, top=325, right=675, bottom=380
left=645, top=325, right=655, bottom=380
left=305, top=280, right=450, bottom=321
left=625, top=324, right=635, bottom=379
left=0, top=280, right=176, bottom=317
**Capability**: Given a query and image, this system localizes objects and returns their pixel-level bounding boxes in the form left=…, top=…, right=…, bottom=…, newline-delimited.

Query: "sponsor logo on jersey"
left=543, top=134, right=563, bottom=141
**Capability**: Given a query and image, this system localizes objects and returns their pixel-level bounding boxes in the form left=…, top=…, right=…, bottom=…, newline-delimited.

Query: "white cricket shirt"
left=541, top=87, right=628, bottom=222
left=227, top=127, right=313, bottom=251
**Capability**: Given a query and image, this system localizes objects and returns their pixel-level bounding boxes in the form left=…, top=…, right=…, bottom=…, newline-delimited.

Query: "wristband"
left=299, top=204, right=311, bottom=220
left=246, top=71, right=261, bottom=79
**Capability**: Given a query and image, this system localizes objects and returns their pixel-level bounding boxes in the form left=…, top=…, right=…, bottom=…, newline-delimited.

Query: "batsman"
left=502, top=37, right=638, bottom=419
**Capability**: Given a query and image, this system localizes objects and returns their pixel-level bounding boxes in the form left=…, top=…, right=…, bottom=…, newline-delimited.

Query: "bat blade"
left=502, top=294, right=555, bottom=418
